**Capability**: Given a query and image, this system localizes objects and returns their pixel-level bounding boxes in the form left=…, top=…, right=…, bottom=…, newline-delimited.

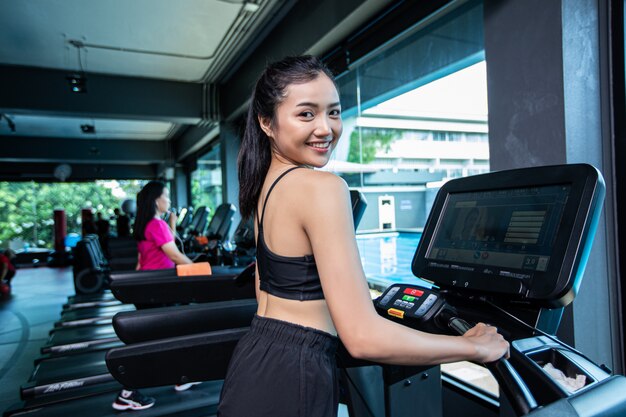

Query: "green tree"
left=191, top=174, right=222, bottom=215
left=347, top=128, right=398, bottom=164
left=0, top=180, right=144, bottom=249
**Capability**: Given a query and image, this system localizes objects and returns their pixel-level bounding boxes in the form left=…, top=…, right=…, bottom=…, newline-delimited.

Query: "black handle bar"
left=449, top=317, right=538, bottom=416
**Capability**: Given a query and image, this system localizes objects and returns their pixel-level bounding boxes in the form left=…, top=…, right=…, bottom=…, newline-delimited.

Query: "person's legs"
left=174, top=382, right=202, bottom=391
left=112, top=388, right=156, bottom=411
left=4, top=269, right=15, bottom=285
left=218, top=315, right=338, bottom=417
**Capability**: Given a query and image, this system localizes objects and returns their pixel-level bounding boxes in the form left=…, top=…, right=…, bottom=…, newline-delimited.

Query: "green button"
left=402, top=295, right=415, bottom=302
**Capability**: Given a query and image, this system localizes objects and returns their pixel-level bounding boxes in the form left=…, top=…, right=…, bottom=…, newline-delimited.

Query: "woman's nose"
left=315, top=115, right=331, bottom=136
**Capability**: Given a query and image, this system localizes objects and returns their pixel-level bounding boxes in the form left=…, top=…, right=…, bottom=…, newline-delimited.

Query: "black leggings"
left=218, top=315, right=339, bottom=417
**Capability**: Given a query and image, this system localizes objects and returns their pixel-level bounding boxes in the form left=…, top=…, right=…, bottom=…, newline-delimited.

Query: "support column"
left=220, top=121, right=242, bottom=236
left=173, top=166, right=189, bottom=209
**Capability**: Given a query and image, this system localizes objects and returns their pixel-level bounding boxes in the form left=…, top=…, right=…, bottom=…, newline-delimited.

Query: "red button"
left=403, top=288, right=424, bottom=297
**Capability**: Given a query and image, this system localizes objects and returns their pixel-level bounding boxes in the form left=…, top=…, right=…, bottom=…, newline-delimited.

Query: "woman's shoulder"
left=288, top=169, right=350, bottom=208
left=145, top=217, right=167, bottom=230
left=293, top=168, right=348, bottom=191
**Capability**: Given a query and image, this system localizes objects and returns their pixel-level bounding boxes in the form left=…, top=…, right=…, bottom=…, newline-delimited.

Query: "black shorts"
left=218, top=314, right=339, bottom=417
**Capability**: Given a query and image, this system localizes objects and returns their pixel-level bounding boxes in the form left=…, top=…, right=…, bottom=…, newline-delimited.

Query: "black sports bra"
left=256, top=167, right=324, bottom=301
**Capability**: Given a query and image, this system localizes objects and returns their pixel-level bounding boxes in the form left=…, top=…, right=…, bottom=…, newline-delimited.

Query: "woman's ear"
left=258, top=116, right=273, bottom=138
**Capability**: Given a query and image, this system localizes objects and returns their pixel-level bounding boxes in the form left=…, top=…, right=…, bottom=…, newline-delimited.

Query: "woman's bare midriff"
left=257, top=291, right=337, bottom=336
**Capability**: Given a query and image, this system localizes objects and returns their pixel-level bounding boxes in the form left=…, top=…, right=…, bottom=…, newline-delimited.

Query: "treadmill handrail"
left=113, top=298, right=257, bottom=344
left=105, top=327, right=249, bottom=389
left=449, top=317, right=538, bottom=415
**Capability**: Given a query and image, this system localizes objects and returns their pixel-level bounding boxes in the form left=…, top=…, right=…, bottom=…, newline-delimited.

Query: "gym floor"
left=0, top=266, right=74, bottom=412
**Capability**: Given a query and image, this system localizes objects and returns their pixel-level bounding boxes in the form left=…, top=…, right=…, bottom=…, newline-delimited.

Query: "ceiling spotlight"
left=67, top=73, right=87, bottom=93
left=81, top=124, right=96, bottom=134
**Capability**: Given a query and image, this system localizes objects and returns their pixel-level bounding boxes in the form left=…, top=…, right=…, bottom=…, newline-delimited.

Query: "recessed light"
left=67, top=73, right=87, bottom=93
left=81, top=124, right=96, bottom=134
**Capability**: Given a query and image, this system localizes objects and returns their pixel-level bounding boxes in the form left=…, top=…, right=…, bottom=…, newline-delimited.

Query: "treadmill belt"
left=31, top=351, right=107, bottom=385
left=66, top=292, right=115, bottom=304
left=47, top=325, right=116, bottom=346
left=59, top=305, right=135, bottom=322
left=6, top=381, right=223, bottom=417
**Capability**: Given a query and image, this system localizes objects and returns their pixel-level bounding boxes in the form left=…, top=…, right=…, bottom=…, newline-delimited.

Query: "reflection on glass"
left=327, top=62, right=490, bottom=233
left=379, top=237, right=398, bottom=275
left=442, top=362, right=499, bottom=397
left=191, top=144, right=222, bottom=214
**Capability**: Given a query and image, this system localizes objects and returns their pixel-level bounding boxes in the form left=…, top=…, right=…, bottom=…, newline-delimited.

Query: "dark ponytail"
left=133, top=180, right=166, bottom=241
left=237, top=55, right=336, bottom=220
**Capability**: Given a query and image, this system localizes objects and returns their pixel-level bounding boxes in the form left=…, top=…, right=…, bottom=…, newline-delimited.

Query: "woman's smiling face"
left=260, top=73, right=342, bottom=168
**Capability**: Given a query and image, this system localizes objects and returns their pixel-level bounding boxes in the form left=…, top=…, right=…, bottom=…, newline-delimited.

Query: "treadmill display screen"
left=425, top=184, right=571, bottom=279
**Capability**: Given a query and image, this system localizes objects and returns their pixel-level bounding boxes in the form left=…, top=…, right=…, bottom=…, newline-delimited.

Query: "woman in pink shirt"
left=133, top=181, right=192, bottom=271
left=112, top=180, right=193, bottom=411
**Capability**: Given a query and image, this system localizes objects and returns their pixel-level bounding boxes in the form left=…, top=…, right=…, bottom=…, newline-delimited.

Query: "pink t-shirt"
left=138, top=218, right=175, bottom=270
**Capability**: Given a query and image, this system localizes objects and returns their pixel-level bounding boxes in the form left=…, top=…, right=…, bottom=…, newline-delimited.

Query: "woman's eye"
left=330, top=109, right=341, bottom=117
left=299, top=111, right=314, bottom=118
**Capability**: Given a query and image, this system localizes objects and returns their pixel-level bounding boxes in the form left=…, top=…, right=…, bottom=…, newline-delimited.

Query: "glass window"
left=328, top=0, right=497, bottom=399
left=190, top=143, right=222, bottom=214
left=0, top=180, right=145, bottom=249
left=330, top=0, right=488, bottom=235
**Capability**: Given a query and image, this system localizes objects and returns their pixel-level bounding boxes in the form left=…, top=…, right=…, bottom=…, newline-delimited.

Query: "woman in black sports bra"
left=217, top=56, right=509, bottom=417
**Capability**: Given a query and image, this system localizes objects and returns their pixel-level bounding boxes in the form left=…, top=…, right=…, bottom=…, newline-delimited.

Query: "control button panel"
left=379, top=286, right=399, bottom=306
left=376, top=284, right=441, bottom=321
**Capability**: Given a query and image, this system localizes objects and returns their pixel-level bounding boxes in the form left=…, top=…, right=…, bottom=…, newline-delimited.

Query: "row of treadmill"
left=71, top=202, right=255, bottom=296
left=5, top=164, right=626, bottom=417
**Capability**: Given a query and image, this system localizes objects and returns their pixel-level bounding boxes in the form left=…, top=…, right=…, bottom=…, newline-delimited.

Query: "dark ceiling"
left=0, top=0, right=394, bottom=181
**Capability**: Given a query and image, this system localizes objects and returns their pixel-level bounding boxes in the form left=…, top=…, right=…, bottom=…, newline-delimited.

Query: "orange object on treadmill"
left=176, top=262, right=212, bottom=276
left=195, top=236, right=209, bottom=245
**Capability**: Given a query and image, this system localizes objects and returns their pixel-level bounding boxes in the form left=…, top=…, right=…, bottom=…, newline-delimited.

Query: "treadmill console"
left=412, top=164, right=605, bottom=307
left=376, top=284, right=442, bottom=322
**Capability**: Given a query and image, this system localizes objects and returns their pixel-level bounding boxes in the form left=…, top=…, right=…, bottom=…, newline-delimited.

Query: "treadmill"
left=366, top=163, right=626, bottom=416
left=43, top=260, right=255, bottom=355
left=21, top=262, right=257, bottom=394
left=54, top=264, right=245, bottom=329
left=107, top=164, right=625, bottom=417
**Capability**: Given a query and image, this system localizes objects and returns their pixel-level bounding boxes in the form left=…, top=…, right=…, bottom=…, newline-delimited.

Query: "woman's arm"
left=302, top=173, right=508, bottom=365
left=161, top=242, right=193, bottom=265
left=167, top=212, right=178, bottom=234
left=135, top=253, right=141, bottom=271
